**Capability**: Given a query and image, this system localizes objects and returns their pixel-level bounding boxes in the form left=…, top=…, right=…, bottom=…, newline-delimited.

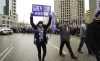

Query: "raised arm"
left=30, top=16, right=37, bottom=29
left=45, top=15, right=52, bottom=29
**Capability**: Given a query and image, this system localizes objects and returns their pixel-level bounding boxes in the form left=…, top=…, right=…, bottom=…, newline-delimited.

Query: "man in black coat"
left=58, top=20, right=78, bottom=60
left=86, top=10, right=100, bottom=61
left=30, top=15, right=52, bottom=61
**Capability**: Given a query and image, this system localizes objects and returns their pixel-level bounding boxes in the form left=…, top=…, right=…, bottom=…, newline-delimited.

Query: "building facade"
left=0, top=0, right=17, bottom=27
left=0, top=0, right=5, bottom=14
left=97, top=0, right=100, bottom=9
left=89, top=0, right=96, bottom=22
left=89, top=0, right=100, bottom=22
left=54, top=0, right=85, bottom=25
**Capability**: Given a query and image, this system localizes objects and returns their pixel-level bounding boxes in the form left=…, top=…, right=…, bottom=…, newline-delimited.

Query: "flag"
left=51, top=12, right=56, bottom=33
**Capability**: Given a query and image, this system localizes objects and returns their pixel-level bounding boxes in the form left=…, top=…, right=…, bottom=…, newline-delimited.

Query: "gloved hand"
left=30, top=12, right=33, bottom=17
left=49, top=15, right=52, bottom=20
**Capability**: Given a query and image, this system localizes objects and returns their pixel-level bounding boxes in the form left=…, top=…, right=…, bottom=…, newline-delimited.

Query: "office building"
left=0, top=0, right=17, bottom=27
left=54, top=0, right=85, bottom=25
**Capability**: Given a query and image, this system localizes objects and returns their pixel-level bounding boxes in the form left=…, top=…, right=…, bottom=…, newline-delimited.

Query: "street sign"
left=31, top=4, right=51, bottom=17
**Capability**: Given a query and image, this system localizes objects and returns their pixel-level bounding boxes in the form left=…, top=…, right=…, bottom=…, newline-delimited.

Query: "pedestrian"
left=58, top=20, right=78, bottom=60
left=77, top=20, right=93, bottom=54
left=86, top=10, right=100, bottom=61
left=30, top=15, right=52, bottom=61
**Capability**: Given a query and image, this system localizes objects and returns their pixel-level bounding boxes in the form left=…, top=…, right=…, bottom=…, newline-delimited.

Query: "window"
left=13, top=6, right=16, bottom=8
left=2, top=16, right=6, bottom=19
left=2, top=20, right=5, bottom=24
left=14, top=0, right=16, bottom=2
left=14, top=3, right=16, bottom=5
left=7, top=21, right=9, bottom=24
left=65, top=15, right=66, bottom=17
left=14, top=10, right=16, bottom=12
left=8, top=17, right=10, bottom=19
left=14, top=16, right=16, bottom=18
left=13, top=13, right=16, bottom=15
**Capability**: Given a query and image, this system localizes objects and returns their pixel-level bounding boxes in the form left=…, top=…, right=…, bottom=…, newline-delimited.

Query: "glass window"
left=2, top=16, right=6, bottom=19
left=14, top=16, right=16, bottom=18
left=14, top=0, right=16, bottom=2
left=8, top=17, right=10, bottom=19
left=7, top=21, right=9, bottom=24
left=13, top=6, right=16, bottom=8
left=14, top=10, right=16, bottom=12
left=13, top=13, right=16, bottom=15
left=2, top=20, right=5, bottom=24
left=14, top=3, right=16, bottom=5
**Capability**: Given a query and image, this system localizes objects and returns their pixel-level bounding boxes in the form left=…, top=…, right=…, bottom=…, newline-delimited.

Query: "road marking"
left=0, top=47, right=14, bottom=61
left=0, top=47, right=10, bottom=57
left=48, top=42, right=67, bottom=54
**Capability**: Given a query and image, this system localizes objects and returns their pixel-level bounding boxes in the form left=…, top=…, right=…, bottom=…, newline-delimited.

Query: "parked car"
left=0, top=27, right=13, bottom=35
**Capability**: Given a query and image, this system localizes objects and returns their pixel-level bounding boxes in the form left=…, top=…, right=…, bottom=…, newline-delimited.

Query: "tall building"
left=0, top=0, right=17, bottom=27
left=0, top=0, right=5, bottom=14
left=12, top=0, right=17, bottom=20
left=89, top=0, right=96, bottom=22
left=54, top=0, right=85, bottom=25
left=89, top=0, right=100, bottom=22
left=77, top=0, right=85, bottom=25
left=97, top=0, right=100, bottom=9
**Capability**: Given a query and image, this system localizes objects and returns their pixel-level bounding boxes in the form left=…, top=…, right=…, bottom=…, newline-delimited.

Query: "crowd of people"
left=7, top=9, right=100, bottom=61
left=29, top=10, right=100, bottom=61
left=10, top=27, right=34, bottom=33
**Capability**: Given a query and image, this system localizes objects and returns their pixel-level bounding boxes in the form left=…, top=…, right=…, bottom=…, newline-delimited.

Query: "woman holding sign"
left=30, top=14, right=52, bottom=61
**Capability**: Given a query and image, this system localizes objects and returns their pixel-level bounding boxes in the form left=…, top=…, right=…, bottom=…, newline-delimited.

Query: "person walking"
left=58, top=20, right=78, bottom=60
left=77, top=20, right=93, bottom=54
left=30, top=15, right=52, bottom=61
left=86, top=10, right=100, bottom=61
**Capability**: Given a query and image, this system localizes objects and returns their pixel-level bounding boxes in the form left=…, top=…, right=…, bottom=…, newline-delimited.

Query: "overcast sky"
left=16, top=0, right=89, bottom=24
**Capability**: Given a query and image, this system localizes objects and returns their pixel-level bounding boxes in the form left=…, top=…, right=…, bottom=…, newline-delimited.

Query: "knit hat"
left=95, top=10, right=100, bottom=17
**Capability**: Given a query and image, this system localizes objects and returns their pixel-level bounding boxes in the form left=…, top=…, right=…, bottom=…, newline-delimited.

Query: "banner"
left=32, top=4, right=51, bottom=16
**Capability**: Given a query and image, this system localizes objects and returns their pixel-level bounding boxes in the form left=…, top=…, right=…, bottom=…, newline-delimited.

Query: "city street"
left=0, top=33, right=96, bottom=61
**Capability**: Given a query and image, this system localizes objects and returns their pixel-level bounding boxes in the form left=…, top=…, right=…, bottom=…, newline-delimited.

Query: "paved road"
left=0, top=33, right=96, bottom=61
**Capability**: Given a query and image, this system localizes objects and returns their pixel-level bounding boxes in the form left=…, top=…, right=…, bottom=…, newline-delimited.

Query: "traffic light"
left=85, top=10, right=89, bottom=16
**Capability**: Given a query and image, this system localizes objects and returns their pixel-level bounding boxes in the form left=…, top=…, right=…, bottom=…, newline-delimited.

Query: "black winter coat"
left=86, top=19, right=100, bottom=52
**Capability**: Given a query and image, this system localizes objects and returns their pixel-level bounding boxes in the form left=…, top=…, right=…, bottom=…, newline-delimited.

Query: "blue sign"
left=32, top=4, right=51, bottom=16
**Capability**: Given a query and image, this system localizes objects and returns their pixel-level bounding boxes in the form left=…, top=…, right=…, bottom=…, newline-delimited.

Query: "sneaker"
left=78, top=50, right=83, bottom=54
left=59, top=53, right=65, bottom=57
left=71, top=56, right=78, bottom=60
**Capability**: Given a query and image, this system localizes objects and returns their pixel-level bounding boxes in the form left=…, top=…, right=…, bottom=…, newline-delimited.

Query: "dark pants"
left=95, top=52, right=100, bottom=61
left=36, top=42, right=46, bottom=61
left=59, top=41, right=75, bottom=57
left=90, top=48, right=100, bottom=61
left=78, top=38, right=93, bottom=54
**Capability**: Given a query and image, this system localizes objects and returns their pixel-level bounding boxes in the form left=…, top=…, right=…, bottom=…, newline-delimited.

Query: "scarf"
left=37, top=27, right=44, bottom=42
